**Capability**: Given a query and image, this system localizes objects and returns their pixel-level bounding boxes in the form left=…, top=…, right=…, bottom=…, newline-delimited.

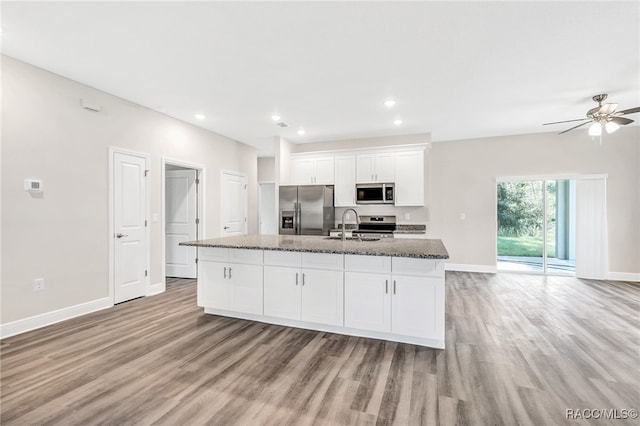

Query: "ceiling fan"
left=543, top=94, right=640, bottom=136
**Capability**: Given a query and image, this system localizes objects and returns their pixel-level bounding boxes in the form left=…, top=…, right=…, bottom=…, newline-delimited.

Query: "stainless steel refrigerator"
left=279, top=185, right=335, bottom=236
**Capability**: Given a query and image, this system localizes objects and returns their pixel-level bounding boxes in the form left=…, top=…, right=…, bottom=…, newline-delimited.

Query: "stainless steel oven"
left=356, top=183, right=394, bottom=204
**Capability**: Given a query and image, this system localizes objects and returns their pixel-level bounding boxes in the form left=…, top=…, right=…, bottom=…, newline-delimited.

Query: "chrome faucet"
left=341, top=208, right=360, bottom=241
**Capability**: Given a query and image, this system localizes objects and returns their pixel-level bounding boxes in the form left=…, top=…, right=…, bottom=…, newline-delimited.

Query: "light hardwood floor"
left=1, top=273, right=638, bottom=425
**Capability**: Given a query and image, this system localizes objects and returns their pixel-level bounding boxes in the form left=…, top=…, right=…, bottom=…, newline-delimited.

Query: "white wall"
left=427, top=129, right=640, bottom=274
left=1, top=56, right=258, bottom=324
left=257, top=157, right=275, bottom=182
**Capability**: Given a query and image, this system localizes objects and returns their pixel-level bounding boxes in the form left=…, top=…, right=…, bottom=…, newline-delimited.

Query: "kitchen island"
left=181, top=235, right=449, bottom=348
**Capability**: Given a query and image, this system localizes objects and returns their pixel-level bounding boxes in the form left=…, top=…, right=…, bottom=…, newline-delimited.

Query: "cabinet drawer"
left=198, top=247, right=228, bottom=262
left=344, top=255, right=391, bottom=273
left=302, top=252, right=343, bottom=270
left=392, top=257, right=443, bottom=277
left=228, top=249, right=263, bottom=265
left=264, top=250, right=302, bottom=267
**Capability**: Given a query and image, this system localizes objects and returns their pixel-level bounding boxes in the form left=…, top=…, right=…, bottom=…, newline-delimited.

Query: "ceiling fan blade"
left=558, top=121, right=591, bottom=134
left=610, top=116, right=634, bottom=125
left=543, top=118, right=589, bottom=126
left=617, top=106, right=640, bottom=115
left=598, top=103, right=618, bottom=115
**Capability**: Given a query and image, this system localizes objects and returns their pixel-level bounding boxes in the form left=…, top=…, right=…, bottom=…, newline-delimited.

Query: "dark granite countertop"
left=180, top=234, right=449, bottom=259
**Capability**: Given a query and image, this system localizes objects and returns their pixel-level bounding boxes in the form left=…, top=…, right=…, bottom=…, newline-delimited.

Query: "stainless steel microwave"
left=356, top=183, right=395, bottom=204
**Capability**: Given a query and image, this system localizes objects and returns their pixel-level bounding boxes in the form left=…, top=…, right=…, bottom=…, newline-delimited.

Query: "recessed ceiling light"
left=384, top=100, right=396, bottom=108
left=271, top=115, right=281, bottom=121
left=393, top=119, right=403, bottom=125
left=297, top=129, right=306, bottom=135
left=195, top=113, right=205, bottom=120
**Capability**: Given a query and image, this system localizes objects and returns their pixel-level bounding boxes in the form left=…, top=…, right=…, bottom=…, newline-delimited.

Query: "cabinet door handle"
left=296, top=272, right=299, bottom=286
left=228, top=267, right=232, bottom=279
left=385, top=279, right=388, bottom=294
left=223, top=267, right=227, bottom=279
left=393, top=280, right=396, bottom=295
left=371, top=173, right=374, bottom=181
left=375, top=173, right=378, bottom=181
left=302, top=273, right=305, bottom=286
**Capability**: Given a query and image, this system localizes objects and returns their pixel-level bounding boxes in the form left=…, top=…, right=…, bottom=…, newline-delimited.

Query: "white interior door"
left=221, top=171, right=247, bottom=236
left=166, top=169, right=198, bottom=278
left=259, top=182, right=276, bottom=235
left=113, top=152, right=147, bottom=303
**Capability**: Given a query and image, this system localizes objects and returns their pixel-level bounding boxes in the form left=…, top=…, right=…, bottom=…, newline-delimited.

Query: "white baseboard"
left=0, top=297, right=112, bottom=339
left=608, top=272, right=640, bottom=282
left=147, top=281, right=166, bottom=296
left=445, top=263, right=497, bottom=274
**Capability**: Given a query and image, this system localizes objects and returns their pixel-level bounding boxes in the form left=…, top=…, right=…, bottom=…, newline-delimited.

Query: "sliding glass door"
left=497, top=179, right=575, bottom=274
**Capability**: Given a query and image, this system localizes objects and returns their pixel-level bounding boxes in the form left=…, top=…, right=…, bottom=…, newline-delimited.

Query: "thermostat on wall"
left=24, top=179, right=43, bottom=192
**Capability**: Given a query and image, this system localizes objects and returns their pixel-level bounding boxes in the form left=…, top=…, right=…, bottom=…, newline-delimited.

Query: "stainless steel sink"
left=325, top=236, right=380, bottom=242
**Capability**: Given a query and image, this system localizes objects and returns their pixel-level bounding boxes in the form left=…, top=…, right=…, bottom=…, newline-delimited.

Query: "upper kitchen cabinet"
left=334, top=155, right=356, bottom=207
left=292, top=156, right=334, bottom=185
left=356, top=153, right=395, bottom=183
left=394, top=150, right=424, bottom=206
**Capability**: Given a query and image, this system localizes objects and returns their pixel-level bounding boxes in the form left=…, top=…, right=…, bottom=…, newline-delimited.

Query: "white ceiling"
left=2, top=1, right=638, bottom=156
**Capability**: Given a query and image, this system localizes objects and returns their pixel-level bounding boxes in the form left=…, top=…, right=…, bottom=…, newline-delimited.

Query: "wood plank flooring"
left=1, top=273, right=638, bottom=425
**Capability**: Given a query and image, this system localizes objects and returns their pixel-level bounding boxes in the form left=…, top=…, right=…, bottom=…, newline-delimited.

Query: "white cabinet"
left=356, top=153, right=395, bottom=183
left=263, top=251, right=343, bottom=326
left=344, top=255, right=392, bottom=332
left=394, top=150, right=424, bottom=206
left=292, top=156, right=334, bottom=185
left=391, top=257, right=444, bottom=341
left=334, top=155, right=356, bottom=207
left=197, top=248, right=263, bottom=315
left=263, top=265, right=300, bottom=319
left=344, top=254, right=444, bottom=342
left=390, top=275, right=441, bottom=339
left=344, top=271, right=391, bottom=332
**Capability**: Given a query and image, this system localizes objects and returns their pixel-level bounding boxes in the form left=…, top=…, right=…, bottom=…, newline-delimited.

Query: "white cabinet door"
left=344, top=272, right=391, bottom=332
left=264, top=265, right=301, bottom=320
left=198, top=261, right=230, bottom=309
left=395, top=150, right=424, bottom=206
left=374, top=153, right=395, bottom=182
left=229, top=263, right=263, bottom=315
left=391, top=275, right=442, bottom=340
left=356, top=153, right=395, bottom=183
left=314, top=157, right=335, bottom=184
left=301, top=269, right=344, bottom=326
left=293, top=158, right=315, bottom=185
left=356, top=154, right=375, bottom=183
left=334, top=155, right=356, bottom=207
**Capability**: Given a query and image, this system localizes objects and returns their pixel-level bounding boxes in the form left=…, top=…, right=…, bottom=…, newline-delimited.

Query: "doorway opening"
left=163, top=159, right=205, bottom=280
left=497, top=179, right=576, bottom=275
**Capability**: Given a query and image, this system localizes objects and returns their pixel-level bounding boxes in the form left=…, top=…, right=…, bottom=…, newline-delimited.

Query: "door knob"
left=223, top=226, right=230, bottom=230
left=116, top=233, right=128, bottom=239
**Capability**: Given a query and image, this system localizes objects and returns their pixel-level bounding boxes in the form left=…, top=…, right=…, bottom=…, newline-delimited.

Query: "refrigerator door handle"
left=296, top=203, right=302, bottom=235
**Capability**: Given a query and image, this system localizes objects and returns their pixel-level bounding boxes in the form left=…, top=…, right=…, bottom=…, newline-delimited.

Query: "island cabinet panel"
left=344, top=271, right=391, bottom=332
left=344, top=255, right=444, bottom=341
left=264, top=253, right=344, bottom=326
left=197, top=248, right=264, bottom=315
left=263, top=266, right=301, bottom=320
left=300, top=269, right=344, bottom=326
left=198, top=261, right=229, bottom=309
left=390, top=275, right=442, bottom=340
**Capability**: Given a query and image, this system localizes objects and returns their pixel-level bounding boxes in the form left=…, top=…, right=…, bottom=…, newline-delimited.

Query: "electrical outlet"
left=33, top=278, right=45, bottom=292
left=404, top=213, right=411, bottom=220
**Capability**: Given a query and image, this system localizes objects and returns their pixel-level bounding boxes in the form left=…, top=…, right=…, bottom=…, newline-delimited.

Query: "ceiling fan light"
left=605, top=121, right=620, bottom=134
left=588, top=122, right=602, bottom=136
